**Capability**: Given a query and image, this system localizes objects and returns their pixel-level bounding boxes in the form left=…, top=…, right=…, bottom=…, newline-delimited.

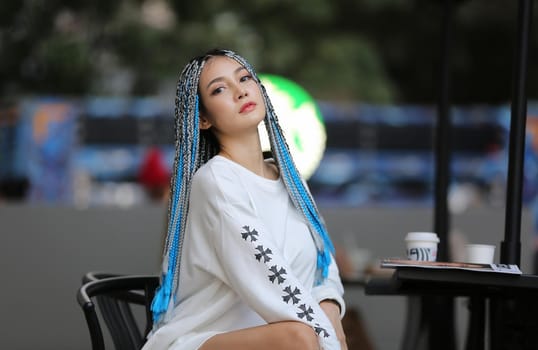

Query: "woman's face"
left=197, top=55, right=265, bottom=138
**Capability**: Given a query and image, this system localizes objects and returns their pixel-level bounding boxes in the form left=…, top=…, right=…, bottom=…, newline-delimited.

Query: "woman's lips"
left=240, top=102, right=256, bottom=113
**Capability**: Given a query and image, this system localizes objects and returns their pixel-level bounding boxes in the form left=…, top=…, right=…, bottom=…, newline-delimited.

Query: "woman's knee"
left=199, top=321, right=319, bottom=350
left=281, top=322, right=319, bottom=350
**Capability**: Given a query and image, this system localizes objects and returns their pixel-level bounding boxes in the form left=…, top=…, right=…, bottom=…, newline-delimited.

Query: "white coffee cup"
left=405, top=232, right=440, bottom=262
left=465, top=244, right=495, bottom=264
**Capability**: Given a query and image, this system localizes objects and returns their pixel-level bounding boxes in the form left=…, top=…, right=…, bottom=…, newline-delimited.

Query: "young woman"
left=142, top=49, right=347, bottom=350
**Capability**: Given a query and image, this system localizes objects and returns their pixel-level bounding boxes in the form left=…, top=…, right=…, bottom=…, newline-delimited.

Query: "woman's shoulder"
left=193, top=156, right=239, bottom=183
left=191, top=156, right=245, bottom=197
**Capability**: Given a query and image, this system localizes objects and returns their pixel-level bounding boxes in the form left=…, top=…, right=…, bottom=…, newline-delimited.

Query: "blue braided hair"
left=151, top=49, right=334, bottom=328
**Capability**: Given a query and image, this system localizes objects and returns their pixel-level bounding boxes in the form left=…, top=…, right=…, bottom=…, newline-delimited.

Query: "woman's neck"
left=218, top=140, right=278, bottom=180
left=219, top=146, right=264, bottom=171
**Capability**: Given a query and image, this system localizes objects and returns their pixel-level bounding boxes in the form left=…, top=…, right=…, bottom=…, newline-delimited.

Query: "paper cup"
left=405, top=232, right=439, bottom=262
left=465, top=244, right=495, bottom=264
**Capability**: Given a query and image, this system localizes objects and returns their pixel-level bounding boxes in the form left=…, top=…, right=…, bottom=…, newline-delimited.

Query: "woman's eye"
left=211, top=87, right=224, bottom=95
left=240, top=75, right=252, bottom=82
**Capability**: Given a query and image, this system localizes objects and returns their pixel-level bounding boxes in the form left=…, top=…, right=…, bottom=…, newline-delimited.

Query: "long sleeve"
left=189, top=161, right=342, bottom=350
left=216, top=208, right=340, bottom=349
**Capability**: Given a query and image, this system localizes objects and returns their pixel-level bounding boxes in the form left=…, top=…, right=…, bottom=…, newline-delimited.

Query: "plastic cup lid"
left=405, top=232, right=440, bottom=243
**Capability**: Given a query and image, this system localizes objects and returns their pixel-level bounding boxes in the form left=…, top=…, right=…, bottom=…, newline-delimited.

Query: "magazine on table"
left=381, top=258, right=522, bottom=275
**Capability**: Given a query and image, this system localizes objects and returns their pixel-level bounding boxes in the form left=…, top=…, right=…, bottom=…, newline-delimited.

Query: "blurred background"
left=2, top=1, right=538, bottom=349
left=2, top=0, right=538, bottom=208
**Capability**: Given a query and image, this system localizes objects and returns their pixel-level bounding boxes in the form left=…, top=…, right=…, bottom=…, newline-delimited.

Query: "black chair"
left=77, top=273, right=159, bottom=350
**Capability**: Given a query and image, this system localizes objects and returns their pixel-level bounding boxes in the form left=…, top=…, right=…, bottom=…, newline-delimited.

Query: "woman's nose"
left=236, top=86, right=248, bottom=99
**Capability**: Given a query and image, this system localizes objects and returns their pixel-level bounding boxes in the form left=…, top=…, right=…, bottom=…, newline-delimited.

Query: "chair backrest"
left=77, top=273, right=159, bottom=350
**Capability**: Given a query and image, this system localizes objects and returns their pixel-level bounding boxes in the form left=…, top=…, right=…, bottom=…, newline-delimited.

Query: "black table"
left=365, top=267, right=538, bottom=296
left=365, top=267, right=538, bottom=350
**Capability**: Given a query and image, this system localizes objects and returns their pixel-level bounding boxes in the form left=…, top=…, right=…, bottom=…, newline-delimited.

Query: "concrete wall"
left=1, top=204, right=535, bottom=350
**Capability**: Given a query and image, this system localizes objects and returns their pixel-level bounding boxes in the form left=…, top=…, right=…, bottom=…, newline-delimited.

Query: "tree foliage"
left=1, top=0, right=537, bottom=104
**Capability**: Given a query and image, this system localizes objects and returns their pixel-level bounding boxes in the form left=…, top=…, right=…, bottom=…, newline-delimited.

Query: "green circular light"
left=259, top=74, right=326, bottom=179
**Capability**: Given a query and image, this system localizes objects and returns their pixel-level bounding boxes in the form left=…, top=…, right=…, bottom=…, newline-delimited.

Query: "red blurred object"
left=138, top=148, right=170, bottom=201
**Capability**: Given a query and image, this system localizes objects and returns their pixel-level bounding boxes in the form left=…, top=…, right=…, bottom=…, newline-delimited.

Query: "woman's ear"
left=199, top=112, right=212, bottom=130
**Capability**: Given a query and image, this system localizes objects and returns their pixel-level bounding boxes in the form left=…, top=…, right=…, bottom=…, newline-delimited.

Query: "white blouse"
left=142, top=156, right=345, bottom=350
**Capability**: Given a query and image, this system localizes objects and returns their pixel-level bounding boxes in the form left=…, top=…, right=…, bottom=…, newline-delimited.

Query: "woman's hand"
left=319, top=300, right=348, bottom=350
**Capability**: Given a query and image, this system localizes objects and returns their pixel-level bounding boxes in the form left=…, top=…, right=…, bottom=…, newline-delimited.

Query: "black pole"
left=501, top=0, right=533, bottom=266
left=425, top=1, right=456, bottom=349
left=490, top=2, right=533, bottom=349
left=434, top=0, right=453, bottom=263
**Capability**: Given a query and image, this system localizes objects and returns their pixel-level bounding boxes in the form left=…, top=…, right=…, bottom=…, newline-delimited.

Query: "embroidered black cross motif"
left=297, top=304, right=314, bottom=321
left=314, top=324, right=330, bottom=338
left=282, top=286, right=301, bottom=304
left=241, top=226, right=258, bottom=242
left=254, top=245, right=272, bottom=263
left=268, top=265, right=286, bottom=284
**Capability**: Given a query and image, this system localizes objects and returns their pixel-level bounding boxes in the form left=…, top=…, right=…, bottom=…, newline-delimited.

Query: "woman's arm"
left=212, top=208, right=341, bottom=350
left=320, top=300, right=348, bottom=350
